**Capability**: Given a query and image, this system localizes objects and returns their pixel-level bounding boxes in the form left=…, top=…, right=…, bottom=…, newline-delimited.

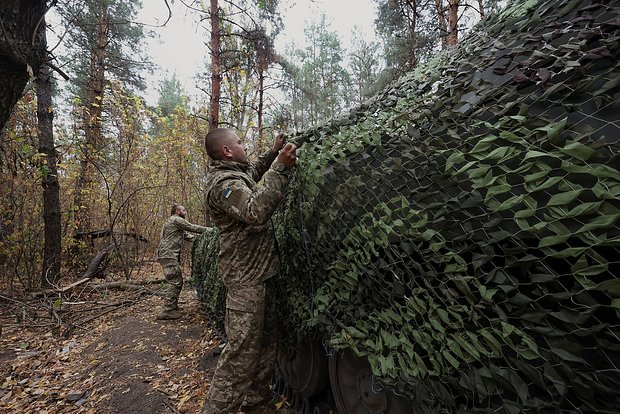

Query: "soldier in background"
left=156, top=204, right=209, bottom=320
left=202, top=128, right=296, bottom=414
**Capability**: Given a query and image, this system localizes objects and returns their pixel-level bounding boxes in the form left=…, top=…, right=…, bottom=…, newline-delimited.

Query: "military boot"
left=156, top=308, right=182, bottom=320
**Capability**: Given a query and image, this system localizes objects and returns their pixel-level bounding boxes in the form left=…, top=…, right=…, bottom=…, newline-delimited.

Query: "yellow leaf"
left=177, top=394, right=190, bottom=409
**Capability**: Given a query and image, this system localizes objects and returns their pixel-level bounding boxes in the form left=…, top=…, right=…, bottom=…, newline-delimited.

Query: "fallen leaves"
left=0, top=264, right=220, bottom=413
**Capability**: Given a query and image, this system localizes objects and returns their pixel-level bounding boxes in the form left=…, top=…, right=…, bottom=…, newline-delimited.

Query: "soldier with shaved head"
left=202, top=128, right=296, bottom=414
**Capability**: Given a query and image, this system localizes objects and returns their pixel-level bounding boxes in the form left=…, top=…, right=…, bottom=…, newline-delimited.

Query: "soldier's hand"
left=272, top=133, right=285, bottom=152
left=278, top=143, right=297, bottom=169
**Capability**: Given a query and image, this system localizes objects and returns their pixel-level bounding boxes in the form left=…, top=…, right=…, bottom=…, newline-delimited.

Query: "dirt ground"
left=0, top=263, right=234, bottom=414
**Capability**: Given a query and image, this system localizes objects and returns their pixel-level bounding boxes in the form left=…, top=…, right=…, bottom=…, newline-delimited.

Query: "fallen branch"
left=31, top=276, right=92, bottom=297
left=32, top=245, right=115, bottom=298
left=32, top=278, right=165, bottom=298
left=61, top=277, right=92, bottom=291
left=156, top=389, right=183, bottom=414
left=87, top=278, right=166, bottom=290
left=163, top=399, right=182, bottom=414
left=82, top=244, right=114, bottom=279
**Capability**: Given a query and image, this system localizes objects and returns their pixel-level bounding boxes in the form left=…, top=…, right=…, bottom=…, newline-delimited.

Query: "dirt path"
left=0, top=269, right=224, bottom=413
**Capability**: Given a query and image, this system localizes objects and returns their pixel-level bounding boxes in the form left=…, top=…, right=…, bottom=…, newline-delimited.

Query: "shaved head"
left=205, top=128, right=248, bottom=164
left=205, top=128, right=235, bottom=160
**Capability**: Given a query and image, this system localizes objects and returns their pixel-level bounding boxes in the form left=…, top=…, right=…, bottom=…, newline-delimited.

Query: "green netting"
left=191, top=228, right=225, bottom=333
left=194, top=0, right=620, bottom=412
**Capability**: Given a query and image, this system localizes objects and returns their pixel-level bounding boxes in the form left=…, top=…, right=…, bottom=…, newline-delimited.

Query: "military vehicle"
left=193, top=0, right=620, bottom=412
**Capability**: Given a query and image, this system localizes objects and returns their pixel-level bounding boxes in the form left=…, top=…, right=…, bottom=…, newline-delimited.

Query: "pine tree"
left=57, top=0, right=150, bottom=235
left=348, top=27, right=384, bottom=105
left=157, top=73, right=187, bottom=117
left=284, top=14, right=350, bottom=129
left=36, top=17, right=62, bottom=287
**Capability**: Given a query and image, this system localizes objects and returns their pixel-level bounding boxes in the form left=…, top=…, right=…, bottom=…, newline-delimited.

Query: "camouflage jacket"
left=157, top=215, right=209, bottom=261
left=205, top=150, right=291, bottom=295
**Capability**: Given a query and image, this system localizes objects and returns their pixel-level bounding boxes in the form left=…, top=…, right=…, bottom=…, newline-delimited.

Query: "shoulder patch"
left=223, top=188, right=233, bottom=199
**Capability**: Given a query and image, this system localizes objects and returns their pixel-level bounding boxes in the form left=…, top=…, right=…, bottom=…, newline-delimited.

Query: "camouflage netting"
left=194, top=0, right=620, bottom=412
left=191, top=228, right=225, bottom=333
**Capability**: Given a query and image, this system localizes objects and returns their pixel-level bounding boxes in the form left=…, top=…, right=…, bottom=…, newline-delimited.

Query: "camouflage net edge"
left=191, top=228, right=225, bottom=333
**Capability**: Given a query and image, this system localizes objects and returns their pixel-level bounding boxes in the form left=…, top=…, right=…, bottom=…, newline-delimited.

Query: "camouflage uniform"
left=157, top=215, right=208, bottom=313
left=202, top=150, right=291, bottom=414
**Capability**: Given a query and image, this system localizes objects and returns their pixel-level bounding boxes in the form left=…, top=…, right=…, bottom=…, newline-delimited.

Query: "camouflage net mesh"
left=191, top=228, right=225, bottom=333
left=194, top=0, right=620, bottom=412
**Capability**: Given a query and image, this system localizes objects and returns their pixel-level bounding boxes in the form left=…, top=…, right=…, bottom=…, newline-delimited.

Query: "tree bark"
left=73, top=10, right=109, bottom=234
left=404, top=0, right=417, bottom=68
left=209, top=0, right=221, bottom=130
left=434, top=0, right=448, bottom=48
left=257, top=68, right=264, bottom=145
left=447, top=0, right=459, bottom=46
left=36, top=19, right=62, bottom=288
left=0, top=0, right=48, bottom=132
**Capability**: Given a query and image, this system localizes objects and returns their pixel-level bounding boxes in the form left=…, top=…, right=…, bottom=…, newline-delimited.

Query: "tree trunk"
left=447, top=0, right=459, bottom=46
left=405, top=0, right=417, bottom=68
left=73, top=12, right=109, bottom=234
left=0, top=0, right=47, bottom=132
left=209, top=0, right=221, bottom=130
left=434, top=0, right=448, bottom=48
left=478, top=0, right=485, bottom=18
left=257, top=68, right=265, bottom=147
left=36, top=20, right=62, bottom=288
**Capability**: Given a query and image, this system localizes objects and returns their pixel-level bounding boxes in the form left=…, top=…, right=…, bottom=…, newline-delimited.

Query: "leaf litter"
left=0, top=263, right=223, bottom=413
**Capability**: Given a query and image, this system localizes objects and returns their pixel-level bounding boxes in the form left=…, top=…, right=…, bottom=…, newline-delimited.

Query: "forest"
left=0, top=0, right=501, bottom=293
left=6, top=0, right=619, bottom=413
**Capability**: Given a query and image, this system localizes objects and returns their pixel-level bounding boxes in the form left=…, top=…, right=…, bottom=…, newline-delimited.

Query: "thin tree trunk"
left=257, top=68, right=264, bottom=147
left=447, top=0, right=459, bottom=46
left=405, top=0, right=417, bottom=68
left=209, top=0, right=221, bottom=130
left=74, top=12, right=109, bottom=234
left=478, top=0, right=485, bottom=18
left=253, top=31, right=269, bottom=146
left=74, top=152, right=92, bottom=234
left=36, top=21, right=62, bottom=288
left=435, top=0, right=448, bottom=48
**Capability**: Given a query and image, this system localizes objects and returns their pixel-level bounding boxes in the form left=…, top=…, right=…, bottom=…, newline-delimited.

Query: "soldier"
left=202, top=128, right=296, bottom=414
left=156, top=204, right=209, bottom=320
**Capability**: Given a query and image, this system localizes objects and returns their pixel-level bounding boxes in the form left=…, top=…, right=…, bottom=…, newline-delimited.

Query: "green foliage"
left=58, top=0, right=151, bottom=99
left=156, top=73, right=187, bottom=117
left=196, top=0, right=283, bottom=145
left=348, top=28, right=384, bottom=104
left=282, top=13, right=351, bottom=130
left=374, top=0, right=437, bottom=76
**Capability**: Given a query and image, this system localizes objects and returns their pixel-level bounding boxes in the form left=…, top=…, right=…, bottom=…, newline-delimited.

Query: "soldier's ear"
left=221, top=145, right=233, bottom=159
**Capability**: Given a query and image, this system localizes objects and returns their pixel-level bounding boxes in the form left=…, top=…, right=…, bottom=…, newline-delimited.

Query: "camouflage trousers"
left=202, top=278, right=278, bottom=414
left=159, top=258, right=183, bottom=311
